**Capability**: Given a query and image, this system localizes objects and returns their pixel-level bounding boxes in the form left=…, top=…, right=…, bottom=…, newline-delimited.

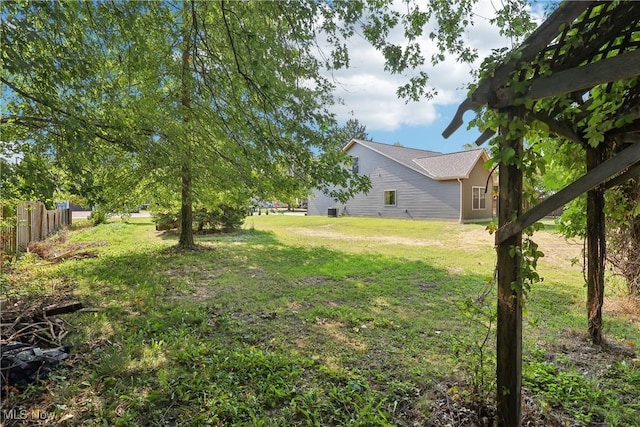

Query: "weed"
left=451, top=278, right=497, bottom=414
left=523, top=347, right=640, bottom=426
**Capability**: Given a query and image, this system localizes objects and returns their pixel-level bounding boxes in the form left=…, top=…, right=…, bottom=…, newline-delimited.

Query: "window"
left=472, top=186, right=486, bottom=210
left=351, top=156, right=359, bottom=174
left=384, top=190, right=396, bottom=206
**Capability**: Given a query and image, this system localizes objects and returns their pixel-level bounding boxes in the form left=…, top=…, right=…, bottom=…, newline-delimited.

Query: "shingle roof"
left=345, top=139, right=486, bottom=180
left=413, top=149, right=486, bottom=180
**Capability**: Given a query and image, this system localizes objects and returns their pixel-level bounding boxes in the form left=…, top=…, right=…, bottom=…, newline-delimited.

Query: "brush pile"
left=1, top=299, right=82, bottom=393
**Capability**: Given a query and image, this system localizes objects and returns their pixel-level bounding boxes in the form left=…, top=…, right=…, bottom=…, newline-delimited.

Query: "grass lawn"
left=1, top=215, right=639, bottom=426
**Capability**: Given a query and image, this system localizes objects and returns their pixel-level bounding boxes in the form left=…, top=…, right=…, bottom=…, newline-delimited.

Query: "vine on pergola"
left=444, top=2, right=640, bottom=425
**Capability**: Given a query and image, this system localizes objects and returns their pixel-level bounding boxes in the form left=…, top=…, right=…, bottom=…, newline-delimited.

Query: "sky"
left=326, top=0, right=544, bottom=154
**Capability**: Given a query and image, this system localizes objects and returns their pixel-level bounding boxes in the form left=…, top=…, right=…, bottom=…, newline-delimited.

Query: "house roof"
left=345, top=139, right=487, bottom=180
left=413, top=149, right=487, bottom=180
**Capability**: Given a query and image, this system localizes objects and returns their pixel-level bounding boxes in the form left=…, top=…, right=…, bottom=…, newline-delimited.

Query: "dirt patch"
left=459, top=227, right=583, bottom=267
left=289, top=227, right=444, bottom=247
left=27, top=234, right=106, bottom=263
left=229, top=310, right=278, bottom=323
left=544, top=327, right=636, bottom=365
left=416, top=281, right=439, bottom=291
left=424, top=384, right=573, bottom=427
left=604, top=294, right=640, bottom=326
left=294, top=276, right=336, bottom=286
left=534, top=235, right=583, bottom=269
left=313, top=319, right=368, bottom=352
left=161, top=243, right=216, bottom=254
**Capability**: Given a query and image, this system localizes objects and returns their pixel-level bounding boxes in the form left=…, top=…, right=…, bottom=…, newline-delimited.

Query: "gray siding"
left=308, top=189, right=342, bottom=216
left=309, top=143, right=460, bottom=220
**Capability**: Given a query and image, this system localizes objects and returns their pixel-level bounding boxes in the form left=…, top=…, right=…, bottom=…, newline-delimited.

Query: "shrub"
left=153, top=205, right=248, bottom=233
left=152, top=211, right=180, bottom=231
left=88, top=209, right=107, bottom=226
left=194, top=205, right=248, bottom=232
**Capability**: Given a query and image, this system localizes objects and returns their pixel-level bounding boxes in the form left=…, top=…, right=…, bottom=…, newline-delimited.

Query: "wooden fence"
left=0, top=202, right=71, bottom=254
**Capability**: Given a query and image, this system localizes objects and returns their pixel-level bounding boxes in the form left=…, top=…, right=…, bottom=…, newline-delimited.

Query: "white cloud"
left=326, top=0, right=531, bottom=131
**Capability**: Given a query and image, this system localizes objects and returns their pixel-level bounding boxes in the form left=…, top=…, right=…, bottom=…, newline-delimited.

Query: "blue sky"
left=366, top=106, right=482, bottom=154
left=327, top=0, right=544, bottom=154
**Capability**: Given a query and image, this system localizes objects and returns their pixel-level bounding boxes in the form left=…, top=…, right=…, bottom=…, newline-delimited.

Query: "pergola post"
left=496, top=107, right=523, bottom=427
left=586, top=144, right=606, bottom=345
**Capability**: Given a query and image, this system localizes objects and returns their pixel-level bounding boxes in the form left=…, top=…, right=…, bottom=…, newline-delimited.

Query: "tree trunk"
left=586, top=145, right=606, bottom=345
left=178, top=162, right=195, bottom=248
left=177, top=2, right=196, bottom=249
left=496, top=108, right=523, bottom=427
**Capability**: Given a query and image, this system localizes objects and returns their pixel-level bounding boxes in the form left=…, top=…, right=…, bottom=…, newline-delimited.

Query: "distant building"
left=308, top=139, right=495, bottom=222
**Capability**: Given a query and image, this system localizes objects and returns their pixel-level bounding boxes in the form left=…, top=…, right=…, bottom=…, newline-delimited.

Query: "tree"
left=1, top=1, right=371, bottom=248
left=338, top=118, right=369, bottom=143
left=0, top=150, right=58, bottom=210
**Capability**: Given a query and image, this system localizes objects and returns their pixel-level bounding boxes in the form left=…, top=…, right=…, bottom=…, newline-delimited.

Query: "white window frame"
left=472, top=186, right=486, bottom=210
left=384, top=190, right=396, bottom=206
left=351, top=156, right=359, bottom=174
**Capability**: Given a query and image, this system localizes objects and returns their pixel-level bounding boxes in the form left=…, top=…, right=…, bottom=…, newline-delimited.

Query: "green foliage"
left=524, top=349, right=640, bottom=426
left=1, top=0, right=542, bottom=250
left=516, top=223, right=546, bottom=295
left=452, top=284, right=497, bottom=410
left=88, top=209, right=108, bottom=226
left=0, top=152, right=58, bottom=211
left=152, top=210, right=181, bottom=232
left=153, top=205, right=248, bottom=233
left=2, top=0, right=373, bottom=248
left=193, top=205, right=249, bottom=233
left=333, top=118, right=370, bottom=145
left=471, top=8, right=640, bottom=296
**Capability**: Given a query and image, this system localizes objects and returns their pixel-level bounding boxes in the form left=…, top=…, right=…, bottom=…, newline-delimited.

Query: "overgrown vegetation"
left=152, top=205, right=248, bottom=233
left=1, top=216, right=638, bottom=426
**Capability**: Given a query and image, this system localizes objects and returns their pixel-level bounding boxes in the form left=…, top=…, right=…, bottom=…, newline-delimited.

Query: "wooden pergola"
left=443, top=2, right=640, bottom=426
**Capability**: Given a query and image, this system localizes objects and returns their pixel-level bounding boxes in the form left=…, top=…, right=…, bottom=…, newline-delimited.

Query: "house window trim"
left=384, top=190, right=397, bottom=206
left=352, top=156, right=359, bottom=174
left=472, top=186, right=486, bottom=210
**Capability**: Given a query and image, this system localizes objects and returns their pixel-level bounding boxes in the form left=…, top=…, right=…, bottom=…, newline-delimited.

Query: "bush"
left=153, top=211, right=180, bottom=231
left=194, top=205, right=248, bottom=233
left=153, top=205, right=248, bottom=233
left=88, top=209, right=107, bottom=226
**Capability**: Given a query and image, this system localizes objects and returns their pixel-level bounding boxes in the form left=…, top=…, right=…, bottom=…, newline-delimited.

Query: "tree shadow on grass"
left=40, top=227, right=639, bottom=426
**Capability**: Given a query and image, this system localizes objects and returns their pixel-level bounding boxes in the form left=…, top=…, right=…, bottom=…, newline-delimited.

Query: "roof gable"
left=413, top=149, right=487, bottom=180
left=345, top=139, right=487, bottom=180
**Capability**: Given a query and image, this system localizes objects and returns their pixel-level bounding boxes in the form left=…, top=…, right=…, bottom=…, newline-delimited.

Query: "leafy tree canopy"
left=0, top=0, right=539, bottom=248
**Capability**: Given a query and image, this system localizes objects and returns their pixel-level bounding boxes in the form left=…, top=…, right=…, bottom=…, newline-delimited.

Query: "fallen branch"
left=1, top=300, right=83, bottom=347
left=44, top=301, right=83, bottom=317
left=48, top=250, right=99, bottom=263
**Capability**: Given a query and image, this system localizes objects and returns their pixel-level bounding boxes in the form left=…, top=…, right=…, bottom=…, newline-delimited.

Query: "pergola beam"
left=496, top=141, right=640, bottom=244
left=497, top=49, right=640, bottom=108
left=442, top=2, right=590, bottom=138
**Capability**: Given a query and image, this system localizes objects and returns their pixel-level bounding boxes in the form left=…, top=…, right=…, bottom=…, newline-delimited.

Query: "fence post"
left=65, top=208, right=72, bottom=226
left=38, top=202, right=46, bottom=241
left=16, top=203, right=28, bottom=251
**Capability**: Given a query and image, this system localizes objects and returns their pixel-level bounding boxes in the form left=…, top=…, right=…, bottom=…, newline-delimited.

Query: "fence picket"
left=0, top=201, right=71, bottom=254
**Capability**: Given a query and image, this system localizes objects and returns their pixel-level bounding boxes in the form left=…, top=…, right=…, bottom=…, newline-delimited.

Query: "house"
left=308, top=139, right=495, bottom=222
